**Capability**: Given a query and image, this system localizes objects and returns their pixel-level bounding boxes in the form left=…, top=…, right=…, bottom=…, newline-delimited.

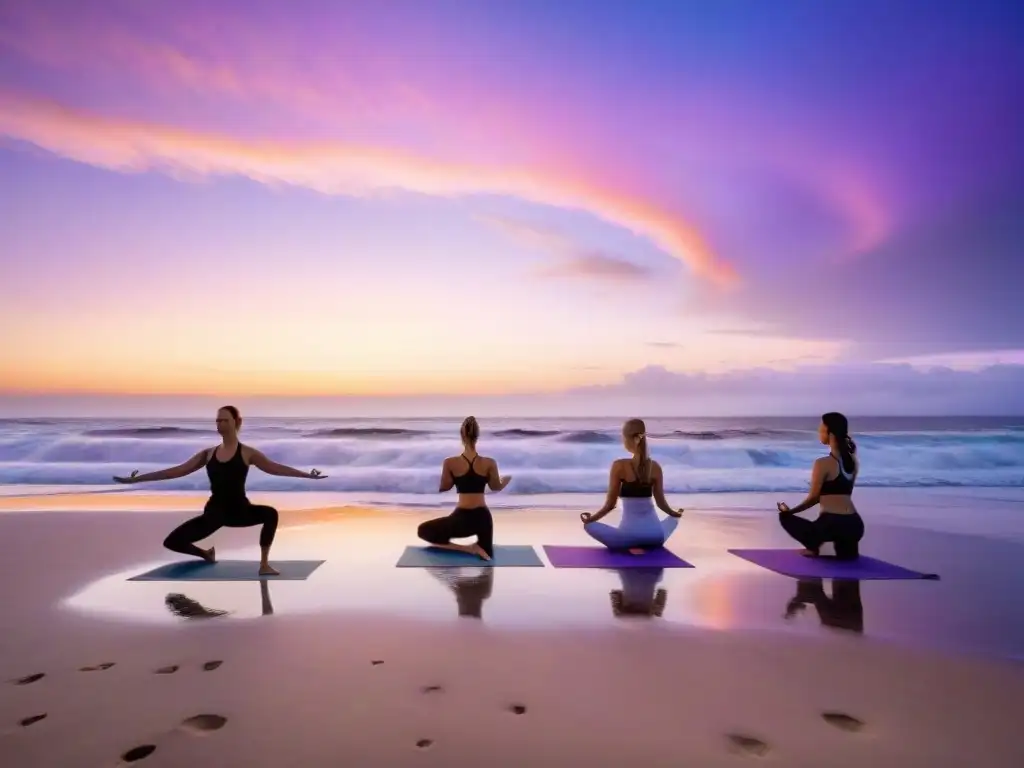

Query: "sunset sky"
left=1, top=0, right=1022, bottom=411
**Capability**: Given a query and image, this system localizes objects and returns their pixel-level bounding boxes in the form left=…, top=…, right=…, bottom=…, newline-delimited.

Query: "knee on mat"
left=417, top=521, right=439, bottom=543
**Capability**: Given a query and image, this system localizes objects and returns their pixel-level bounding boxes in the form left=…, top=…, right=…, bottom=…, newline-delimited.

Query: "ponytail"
left=636, top=433, right=652, bottom=483
left=822, top=412, right=855, bottom=475
left=624, top=418, right=651, bottom=483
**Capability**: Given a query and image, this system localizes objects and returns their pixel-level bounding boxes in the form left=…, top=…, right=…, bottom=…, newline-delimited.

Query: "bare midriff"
left=820, top=495, right=856, bottom=514
left=456, top=492, right=487, bottom=509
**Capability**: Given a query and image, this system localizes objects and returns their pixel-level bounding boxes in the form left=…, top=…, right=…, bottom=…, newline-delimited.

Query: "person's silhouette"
left=428, top=567, right=495, bottom=619
left=164, top=579, right=275, bottom=619
left=609, top=567, right=668, bottom=617
left=785, top=577, right=863, bottom=633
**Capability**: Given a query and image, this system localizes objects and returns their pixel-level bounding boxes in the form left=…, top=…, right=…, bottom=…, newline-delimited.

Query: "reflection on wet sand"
left=428, top=567, right=495, bottom=619
left=164, top=580, right=276, bottom=620
left=785, top=578, right=863, bottom=633
left=609, top=568, right=668, bottom=618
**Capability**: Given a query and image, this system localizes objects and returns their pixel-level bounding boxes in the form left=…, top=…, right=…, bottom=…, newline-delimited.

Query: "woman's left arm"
left=248, top=448, right=325, bottom=479
left=778, top=459, right=826, bottom=515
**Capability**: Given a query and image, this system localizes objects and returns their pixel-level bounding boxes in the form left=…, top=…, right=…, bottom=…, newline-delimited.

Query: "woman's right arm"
left=487, top=460, right=511, bottom=492
left=652, top=463, right=684, bottom=517
left=113, top=450, right=208, bottom=484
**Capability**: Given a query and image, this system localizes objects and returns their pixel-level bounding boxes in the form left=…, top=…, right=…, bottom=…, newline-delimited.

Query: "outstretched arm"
left=652, top=463, right=683, bottom=517
left=248, top=448, right=325, bottom=479
left=438, top=459, right=455, bottom=492
left=113, top=450, right=208, bottom=484
left=778, top=459, right=826, bottom=515
left=584, top=463, right=620, bottom=523
left=487, top=460, right=511, bottom=492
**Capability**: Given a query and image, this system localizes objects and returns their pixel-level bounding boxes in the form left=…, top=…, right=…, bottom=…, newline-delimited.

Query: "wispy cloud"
left=480, top=214, right=655, bottom=282
left=0, top=92, right=735, bottom=286
left=539, top=251, right=653, bottom=282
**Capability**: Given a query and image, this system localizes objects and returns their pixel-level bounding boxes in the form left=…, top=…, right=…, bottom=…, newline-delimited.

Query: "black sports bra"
left=819, top=453, right=855, bottom=496
left=619, top=463, right=654, bottom=498
left=452, top=455, right=488, bottom=494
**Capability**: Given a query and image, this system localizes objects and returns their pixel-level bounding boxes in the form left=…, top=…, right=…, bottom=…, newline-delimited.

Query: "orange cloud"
left=0, top=91, right=736, bottom=286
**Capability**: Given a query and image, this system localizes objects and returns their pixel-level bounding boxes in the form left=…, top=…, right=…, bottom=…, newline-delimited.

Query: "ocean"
left=1, top=415, right=1022, bottom=498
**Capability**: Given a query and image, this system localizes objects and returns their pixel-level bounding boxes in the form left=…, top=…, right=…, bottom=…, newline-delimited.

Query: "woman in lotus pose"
left=113, top=405, right=326, bottom=575
left=776, top=412, right=864, bottom=559
left=417, top=416, right=511, bottom=561
left=580, top=418, right=683, bottom=553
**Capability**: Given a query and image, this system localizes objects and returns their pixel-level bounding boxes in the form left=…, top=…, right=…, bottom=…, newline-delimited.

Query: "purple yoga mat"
left=728, top=549, right=939, bottom=580
left=543, top=545, right=694, bottom=569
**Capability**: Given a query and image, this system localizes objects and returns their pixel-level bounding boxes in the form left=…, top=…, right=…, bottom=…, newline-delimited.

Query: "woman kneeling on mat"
left=580, top=419, right=684, bottom=553
left=417, top=416, right=511, bottom=561
left=113, top=405, right=326, bottom=575
left=776, top=412, right=864, bottom=559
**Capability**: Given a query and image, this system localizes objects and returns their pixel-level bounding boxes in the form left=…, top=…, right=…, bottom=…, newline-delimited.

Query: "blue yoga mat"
left=396, top=545, right=544, bottom=567
left=728, top=549, right=938, bottom=580
left=128, top=560, right=326, bottom=581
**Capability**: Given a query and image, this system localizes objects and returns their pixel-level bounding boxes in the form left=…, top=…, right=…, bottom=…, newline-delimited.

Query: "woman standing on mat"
left=416, top=416, right=511, bottom=561
left=776, top=412, right=864, bottom=559
left=580, top=418, right=684, bottom=553
left=113, top=405, right=326, bottom=576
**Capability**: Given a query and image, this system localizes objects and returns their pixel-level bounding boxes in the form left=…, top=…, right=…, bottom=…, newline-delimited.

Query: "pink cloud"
left=0, top=90, right=736, bottom=285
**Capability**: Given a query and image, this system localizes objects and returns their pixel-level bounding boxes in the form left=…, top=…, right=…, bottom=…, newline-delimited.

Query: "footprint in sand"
left=181, top=714, right=227, bottom=735
left=420, top=685, right=443, bottom=694
left=822, top=712, right=865, bottom=732
left=202, top=660, right=222, bottom=671
left=154, top=665, right=179, bottom=675
left=416, top=739, right=434, bottom=749
left=371, top=660, right=384, bottom=666
left=13, top=673, right=44, bottom=686
left=508, top=704, right=527, bottom=715
left=20, top=713, right=47, bottom=727
left=726, top=733, right=769, bottom=757
left=80, top=662, right=115, bottom=672
left=120, top=744, right=156, bottom=763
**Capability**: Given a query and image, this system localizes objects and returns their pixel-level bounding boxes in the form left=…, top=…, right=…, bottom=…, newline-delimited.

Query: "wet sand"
left=1, top=492, right=1023, bottom=766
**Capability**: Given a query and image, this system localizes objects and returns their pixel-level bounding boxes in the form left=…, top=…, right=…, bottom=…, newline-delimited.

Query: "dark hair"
left=623, top=418, right=651, bottom=483
left=219, top=405, right=241, bottom=426
left=822, top=412, right=855, bottom=474
left=461, top=416, right=480, bottom=446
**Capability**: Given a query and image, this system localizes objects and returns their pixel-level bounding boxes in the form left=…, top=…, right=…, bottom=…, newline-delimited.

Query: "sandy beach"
left=1, top=490, right=1023, bottom=767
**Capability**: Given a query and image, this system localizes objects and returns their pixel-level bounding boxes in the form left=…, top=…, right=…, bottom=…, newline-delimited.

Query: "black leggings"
left=780, top=511, right=864, bottom=559
left=163, top=499, right=279, bottom=558
left=417, top=506, right=493, bottom=558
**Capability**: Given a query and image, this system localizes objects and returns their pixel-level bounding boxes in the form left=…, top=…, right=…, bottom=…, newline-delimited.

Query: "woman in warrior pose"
left=580, top=418, right=683, bottom=553
left=113, top=405, right=326, bottom=575
left=416, top=416, right=511, bottom=561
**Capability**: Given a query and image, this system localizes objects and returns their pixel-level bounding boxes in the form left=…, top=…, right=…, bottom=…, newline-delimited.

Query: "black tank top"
left=206, top=443, right=249, bottom=500
left=452, top=455, right=488, bottom=493
left=819, top=453, right=855, bottom=496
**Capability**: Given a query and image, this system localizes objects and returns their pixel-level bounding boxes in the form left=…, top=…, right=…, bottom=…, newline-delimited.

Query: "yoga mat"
left=728, top=549, right=939, bottom=580
left=128, top=560, right=326, bottom=581
left=396, top=545, right=544, bottom=567
left=543, top=545, right=694, bottom=569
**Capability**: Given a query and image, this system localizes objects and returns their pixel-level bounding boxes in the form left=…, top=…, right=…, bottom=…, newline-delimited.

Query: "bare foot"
left=259, top=563, right=280, bottom=576
left=203, top=547, right=216, bottom=563
left=468, top=544, right=491, bottom=561
left=799, top=549, right=819, bottom=558
left=628, top=548, right=646, bottom=555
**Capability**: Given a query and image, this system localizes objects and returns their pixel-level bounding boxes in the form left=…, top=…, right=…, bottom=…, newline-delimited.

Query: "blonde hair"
left=461, top=416, right=480, bottom=446
left=623, top=418, right=651, bottom=483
